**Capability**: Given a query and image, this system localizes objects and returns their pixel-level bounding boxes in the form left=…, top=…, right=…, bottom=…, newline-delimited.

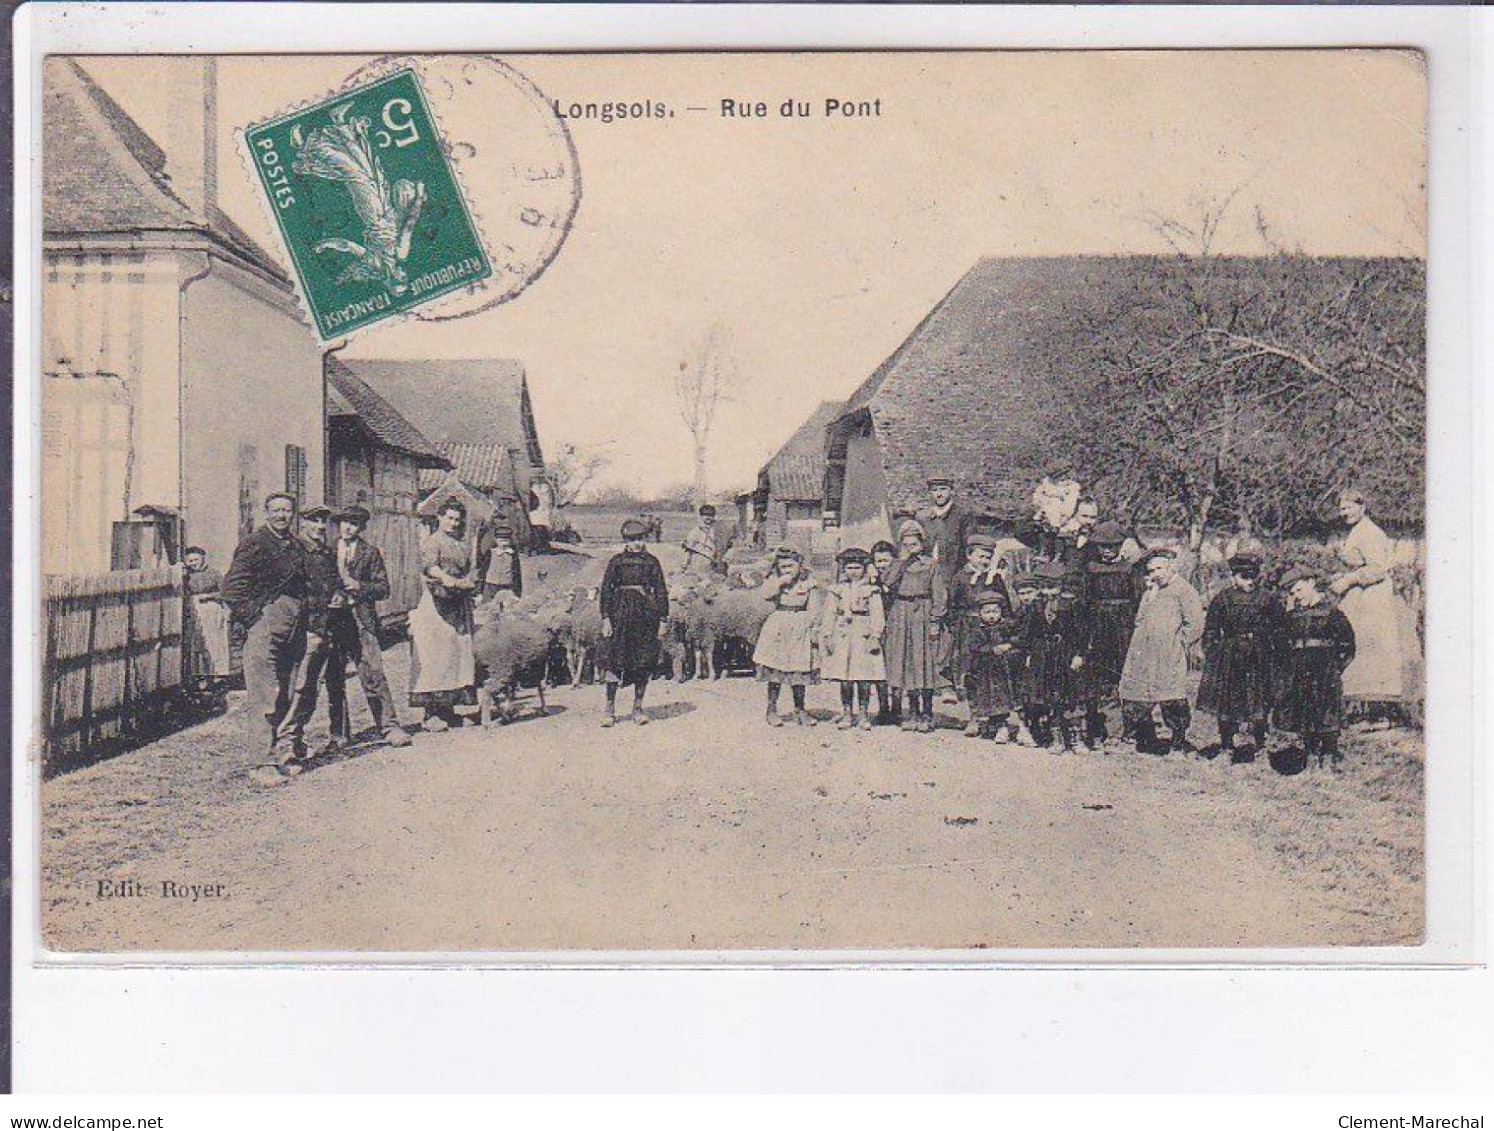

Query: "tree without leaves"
left=548, top=441, right=612, bottom=508
left=1071, top=253, right=1425, bottom=540
left=673, top=324, right=740, bottom=508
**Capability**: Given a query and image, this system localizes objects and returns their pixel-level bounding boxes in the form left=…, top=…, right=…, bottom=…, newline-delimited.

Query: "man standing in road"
left=917, top=475, right=972, bottom=701
left=221, top=493, right=310, bottom=776
left=682, top=503, right=729, bottom=576
left=284, top=504, right=348, bottom=758
left=330, top=505, right=413, bottom=749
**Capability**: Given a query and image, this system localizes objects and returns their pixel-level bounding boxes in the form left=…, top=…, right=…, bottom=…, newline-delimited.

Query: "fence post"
left=122, top=584, right=136, bottom=736
left=81, top=591, right=97, bottom=751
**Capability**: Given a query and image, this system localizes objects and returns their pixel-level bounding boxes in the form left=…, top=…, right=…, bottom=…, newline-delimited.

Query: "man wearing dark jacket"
left=221, top=493, right=309, bottom=771
left=283, top=505, right=349, bottom=756
left=330, top=505, right=411, bottom=747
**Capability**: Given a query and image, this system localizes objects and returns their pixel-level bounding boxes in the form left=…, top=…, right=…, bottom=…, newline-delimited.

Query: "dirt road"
left=41, top=642, right=1422, bottom=952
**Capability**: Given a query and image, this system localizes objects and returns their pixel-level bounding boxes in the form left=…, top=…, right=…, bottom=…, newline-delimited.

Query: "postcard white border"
left=11, top=3, right=1490, bottom=1092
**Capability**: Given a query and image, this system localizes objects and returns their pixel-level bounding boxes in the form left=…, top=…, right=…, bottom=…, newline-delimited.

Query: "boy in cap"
left=965, top=589, right=1024, bottom=741
left=1197, top=550, right=1281, bottom=760
left=1018, top=562, right=1088, bottom=751
left=944, top=532, right=1010, bottom=730
left=1076, top=519, right=1144, bottom=749
left=476, top=517, right=523, bottom=614
left=1118, top=547, right=1205, bottom=754
left=819, top=547, right=885, bottom=730
left=1274, top=566, right=1357, bottom=770
left=598, top=518, right=670, bottom=726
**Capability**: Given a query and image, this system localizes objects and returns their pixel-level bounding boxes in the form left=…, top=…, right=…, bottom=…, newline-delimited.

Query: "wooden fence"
left=43, top=567, right=189, bottom=772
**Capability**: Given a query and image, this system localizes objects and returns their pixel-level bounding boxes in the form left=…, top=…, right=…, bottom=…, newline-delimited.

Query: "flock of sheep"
left=470, top=563, right=773, bottom=725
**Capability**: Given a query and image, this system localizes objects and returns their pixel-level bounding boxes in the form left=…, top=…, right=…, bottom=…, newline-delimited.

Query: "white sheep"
left=472, top=613, right=554, bottom=725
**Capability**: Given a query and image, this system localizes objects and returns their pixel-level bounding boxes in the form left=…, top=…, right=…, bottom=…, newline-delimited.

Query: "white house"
left=41, top=57, right=326, bottom=576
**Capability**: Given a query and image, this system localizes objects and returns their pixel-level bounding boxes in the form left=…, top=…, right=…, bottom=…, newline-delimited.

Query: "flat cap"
left=332, top=504, right=371, bottom=526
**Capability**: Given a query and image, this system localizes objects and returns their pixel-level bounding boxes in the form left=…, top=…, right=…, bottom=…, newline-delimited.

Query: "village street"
left=41, top=544, right=1424, bottom=953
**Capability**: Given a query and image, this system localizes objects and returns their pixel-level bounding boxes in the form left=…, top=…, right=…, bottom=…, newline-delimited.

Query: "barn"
left=325, top=358, right=451, bottom=621
left=754, top=400, right=842, bottom=556
left=337, top=359, right=549, bottom=548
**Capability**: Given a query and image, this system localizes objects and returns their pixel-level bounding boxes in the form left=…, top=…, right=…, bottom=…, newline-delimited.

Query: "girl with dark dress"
left=965, top=590, right=1024, bottom=740
left=598, top=519, right=670, bottom=727
left=1018, top=562, right=1091, bottom=752
left=868, top=540, right=900, bottom=724
left=943, top=532, right=1008, bottom=712
left=1274, top=567, right=1357, bottom=770
left=881, top=520, right=947, bottom=734
left=1197, top=551, right=1282, bottom=759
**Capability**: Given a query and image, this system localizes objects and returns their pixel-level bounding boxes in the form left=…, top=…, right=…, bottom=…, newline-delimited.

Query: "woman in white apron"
left=409, top=498, right=479, bottom=731
left=1329, top=489, right=1416, bottom=716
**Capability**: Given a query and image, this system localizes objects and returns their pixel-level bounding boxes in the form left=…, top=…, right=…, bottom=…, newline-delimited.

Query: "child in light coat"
left=819, top=547, right=886, bottom=731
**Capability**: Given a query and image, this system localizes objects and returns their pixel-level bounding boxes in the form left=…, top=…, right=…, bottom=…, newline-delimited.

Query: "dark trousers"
left=1122, top=699, right=1191, bottom=747
left=1303, top=730, right=1341, bottom=763
left=342, top=609, right=402, bottom=732
left=287, top=629, right=350, bottom=744
left=1218, top=715, right=1269, bottom=748
left=1023, top=704, right=1073, bottom=747
left=242, top=596, right=307, bottom=756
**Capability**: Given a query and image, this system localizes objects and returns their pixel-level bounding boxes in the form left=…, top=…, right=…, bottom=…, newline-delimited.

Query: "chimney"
left=156, top=56, right=218, bottom=221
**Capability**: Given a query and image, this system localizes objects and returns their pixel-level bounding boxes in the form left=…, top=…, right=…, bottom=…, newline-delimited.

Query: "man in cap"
left=284, top=504, right=350, bottom=756
left=1075, top=519, right=1145, bottom=749
left=916, top=475, right=972, bottom=583
left=329, top=505, right=411, bottom=748
left=1274, top=565, right=1356, bottom=770
left=1117, top=547, right=1205, bottom=754
left=681, top=503, right=730, bottom=577
left=221, top=492, right=310, bottom=774
left=599, top=518, right=670, bottom=725
left=1197, top=550, right=1281, bottom=761
left=918, top=476, right=974, bottom=703
left=476, top=516, right=523, bottom=613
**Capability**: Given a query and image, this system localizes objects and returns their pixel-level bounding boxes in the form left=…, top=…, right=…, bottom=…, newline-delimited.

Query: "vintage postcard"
left=35, top=50, right=1427, bottom=953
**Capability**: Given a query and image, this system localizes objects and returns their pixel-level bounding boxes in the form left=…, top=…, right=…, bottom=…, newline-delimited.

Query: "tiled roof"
left=761, top=400, right=842, bottom=502
left=43, top=59, right=289, bottom=282
left=831, top=255, right=1424, bottom=521
left=327, top=358, right=449, bottom=466
left=338, top=358, right=544, bottom=488
left=438, top=443, right=522, bottom=494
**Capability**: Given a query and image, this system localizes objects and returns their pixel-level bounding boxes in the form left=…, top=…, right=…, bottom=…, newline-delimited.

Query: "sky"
left=82, top=50, right=1427, bottom=498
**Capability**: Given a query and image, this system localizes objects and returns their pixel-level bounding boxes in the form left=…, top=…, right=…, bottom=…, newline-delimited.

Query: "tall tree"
left=673, top=323, right=739, bottom=507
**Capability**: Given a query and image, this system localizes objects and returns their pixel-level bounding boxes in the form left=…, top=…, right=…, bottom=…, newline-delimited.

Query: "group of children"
left=749, top=517, right=1360, bottom=769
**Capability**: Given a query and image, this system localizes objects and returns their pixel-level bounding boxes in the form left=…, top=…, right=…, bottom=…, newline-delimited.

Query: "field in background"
left=563, top=506, right=697, bottom=547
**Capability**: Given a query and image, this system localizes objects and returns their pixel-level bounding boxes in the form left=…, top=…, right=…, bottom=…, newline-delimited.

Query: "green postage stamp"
left=244, top=69, right=492, bottom=340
